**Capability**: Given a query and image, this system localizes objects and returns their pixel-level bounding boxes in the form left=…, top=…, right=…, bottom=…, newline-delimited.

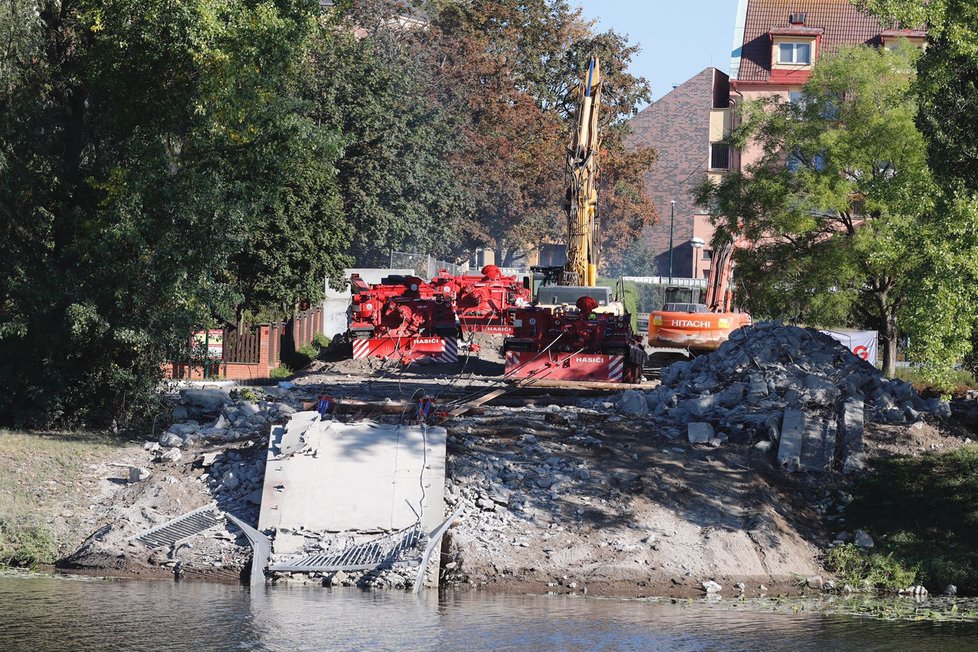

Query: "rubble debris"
left=619, top=323, right=949, bottom=473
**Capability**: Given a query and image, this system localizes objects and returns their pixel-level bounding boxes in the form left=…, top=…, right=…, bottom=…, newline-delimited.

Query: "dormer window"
left=778, top=42, right=811, bottom=64
left=881, top=29, right=927, bottom=51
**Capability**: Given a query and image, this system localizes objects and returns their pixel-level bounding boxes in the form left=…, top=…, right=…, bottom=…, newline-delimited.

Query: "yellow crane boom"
left=564, top=55, right=602, bottom=287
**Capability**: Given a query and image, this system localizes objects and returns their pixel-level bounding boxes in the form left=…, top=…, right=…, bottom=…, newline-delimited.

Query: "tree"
left=309, top=2, right=474, bottom=267
left=0, top=0, right=348, bottom=426
left=695, top=45, right=978, bottom=377
left=856, top=0, right=978, bottom=192
left=429, top=0, right=657, bottom=268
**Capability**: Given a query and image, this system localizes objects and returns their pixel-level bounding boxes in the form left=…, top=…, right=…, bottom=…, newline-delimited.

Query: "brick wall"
left=626, top=68, right=723, bottom=277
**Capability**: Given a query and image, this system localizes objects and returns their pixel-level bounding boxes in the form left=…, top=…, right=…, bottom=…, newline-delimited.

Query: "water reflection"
left=2, top=574, right=978, bottom=651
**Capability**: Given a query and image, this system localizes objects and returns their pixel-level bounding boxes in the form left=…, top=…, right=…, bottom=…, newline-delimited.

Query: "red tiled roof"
left=737, top=0, right=888, bottom=82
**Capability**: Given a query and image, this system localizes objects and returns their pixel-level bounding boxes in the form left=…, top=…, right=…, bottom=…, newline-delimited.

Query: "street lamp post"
left=668, top=200, right=676, bottom=284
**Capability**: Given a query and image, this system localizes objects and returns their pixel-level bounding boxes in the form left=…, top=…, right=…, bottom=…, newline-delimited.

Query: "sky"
left=576, top=0, right=742, bottom=104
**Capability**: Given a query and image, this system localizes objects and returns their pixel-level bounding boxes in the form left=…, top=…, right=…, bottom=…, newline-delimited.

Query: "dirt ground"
left=6, top=363, right=975, bottom=598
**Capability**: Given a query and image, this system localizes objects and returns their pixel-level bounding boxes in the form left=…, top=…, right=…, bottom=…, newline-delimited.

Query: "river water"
left=3, top=574, right=978, bottom=651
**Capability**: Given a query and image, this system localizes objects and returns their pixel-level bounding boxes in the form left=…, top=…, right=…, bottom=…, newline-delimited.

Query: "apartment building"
left=626, top=0, right=924, bottom=280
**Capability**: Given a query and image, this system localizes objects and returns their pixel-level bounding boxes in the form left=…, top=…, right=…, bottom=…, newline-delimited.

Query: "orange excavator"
left=646, top=236, right=751, bottom=361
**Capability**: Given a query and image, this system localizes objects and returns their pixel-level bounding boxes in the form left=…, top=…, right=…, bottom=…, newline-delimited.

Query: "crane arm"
left=564, top=55, right=602, bottom=287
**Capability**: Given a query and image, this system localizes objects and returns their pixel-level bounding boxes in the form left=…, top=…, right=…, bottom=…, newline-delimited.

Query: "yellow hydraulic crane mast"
left=564, top=55, right=602, bottom=288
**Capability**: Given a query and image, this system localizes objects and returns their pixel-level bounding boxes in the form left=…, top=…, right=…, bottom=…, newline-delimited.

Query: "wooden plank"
left=511, top=378, right=649, bottom=392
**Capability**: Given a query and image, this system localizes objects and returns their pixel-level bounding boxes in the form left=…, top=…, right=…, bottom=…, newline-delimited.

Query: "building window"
left=789, top=91, right=806, bottom=106
left=779, top=42, right=811, bottom=64
left=702, top=249, right=713, bottom=261
left=710, top=143, right=730, bottom=170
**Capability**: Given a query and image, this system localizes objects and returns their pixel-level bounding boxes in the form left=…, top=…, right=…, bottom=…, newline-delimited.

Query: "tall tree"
left=696, top=45, right=978, bottom=377
left=856, top=0, right=978, bottom=192
left=0, top=0, right=347, bottom=426
left=430, top=0, right=657, bottom=268
left=310, top=2, right=474, bottom=266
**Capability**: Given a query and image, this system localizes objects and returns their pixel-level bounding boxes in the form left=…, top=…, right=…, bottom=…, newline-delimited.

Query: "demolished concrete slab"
left=258, top=416, right=447, bottom=533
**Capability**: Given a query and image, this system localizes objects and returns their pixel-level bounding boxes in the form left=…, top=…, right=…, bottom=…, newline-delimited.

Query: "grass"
left=893, top=366, right=976, bottom=398
left=0, top=430, right=121, bottom=568
left=843, top=445, right=978, bottom=592
left=823, top=544, right=918, bottom=593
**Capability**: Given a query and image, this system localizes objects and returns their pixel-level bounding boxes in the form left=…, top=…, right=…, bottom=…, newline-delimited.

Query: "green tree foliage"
left=312, top=1, right=473, bottom=266
left=0, top=0, right=348, bottom=426
left=857, top=0, right=978, bottom=192
left=696, top=45, right=978, bottom=378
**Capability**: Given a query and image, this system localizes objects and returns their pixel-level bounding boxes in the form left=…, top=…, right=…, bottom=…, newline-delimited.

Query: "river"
left=2, top=574, right=978, bottom=651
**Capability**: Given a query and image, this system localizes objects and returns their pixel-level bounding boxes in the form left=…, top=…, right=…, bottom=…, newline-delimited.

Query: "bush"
left=313, top=333, right=332, bottom=349
left=296, top=343, right=320, bottom=360
left=231, top=387, right=257, bottom=402
left=269, top=365, right=293, bottom=380
left=894, top=366, right=976, bottom=398
left=0, top=517, right=58, bottom=569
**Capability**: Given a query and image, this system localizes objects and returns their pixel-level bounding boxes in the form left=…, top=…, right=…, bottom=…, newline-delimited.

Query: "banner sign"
left=820, top=329, right=878, bottom=364
left=192, top=329, right=224, bottom=357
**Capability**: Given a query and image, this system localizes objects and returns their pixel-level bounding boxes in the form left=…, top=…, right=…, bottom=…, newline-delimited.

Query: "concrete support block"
left=777, top=410, right=805, bottom=469
left=839, top=397, right=865, bottom=461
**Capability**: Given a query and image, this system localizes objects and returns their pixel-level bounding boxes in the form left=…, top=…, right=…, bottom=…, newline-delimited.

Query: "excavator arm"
left=563, top=55, right=602, bottom=287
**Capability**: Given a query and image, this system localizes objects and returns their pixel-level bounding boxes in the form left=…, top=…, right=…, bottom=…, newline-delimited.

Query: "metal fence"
left=390, top=251, right=462, bottom=278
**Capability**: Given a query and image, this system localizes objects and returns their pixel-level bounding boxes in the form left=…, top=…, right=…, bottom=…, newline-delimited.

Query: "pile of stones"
left=158, top=388, right=299, bottom=448
left=618, top=322, right=951, bottom=473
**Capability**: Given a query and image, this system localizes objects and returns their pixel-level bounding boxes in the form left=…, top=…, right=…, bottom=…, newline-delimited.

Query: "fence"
left=165, top=305, right=324, bottom=381
left=390, top=251, right=462, bottom=278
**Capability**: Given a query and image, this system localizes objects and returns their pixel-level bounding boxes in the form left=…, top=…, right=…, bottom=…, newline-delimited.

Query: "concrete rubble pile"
left=159, top=387, right=303, bottom=448
left=616, top=322, right=952, bottom=473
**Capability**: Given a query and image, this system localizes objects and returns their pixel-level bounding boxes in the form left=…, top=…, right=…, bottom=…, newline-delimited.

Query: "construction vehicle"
left=504, top=56, right=646, bottom=383
left=504, top=296, right=646, bottom=383
left=429, top=265, right=532, bottom=335
left=647, top=236, right=752, bottom=359
left=348, top=273, right=459, bottom=364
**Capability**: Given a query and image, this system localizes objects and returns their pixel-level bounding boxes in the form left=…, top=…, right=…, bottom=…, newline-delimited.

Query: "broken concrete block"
left=238, top=401, right=260, bottom=417
left=161, top=448, right=183, bottom=463
left=180, top=388, right=230, bottom=410
left=854, top=530, right=874, bottom=548
left=618, top=390, right=648, bottom=416
left=159, top=432, right=184, bottom=448
left=688, top=422, right=714, bottom=444
left=801, top=417, right=836, bottom=472
left=719, top=383, right=746, bottom=407
left=129, top=466, right=151, bottom=482
left=684, top=395, right=718, bottom=418
left=803, top=375, right=840, bottom=405
left=777, top=410, right=805, bottom=469
left=748, top=376, right=768, bottom=401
